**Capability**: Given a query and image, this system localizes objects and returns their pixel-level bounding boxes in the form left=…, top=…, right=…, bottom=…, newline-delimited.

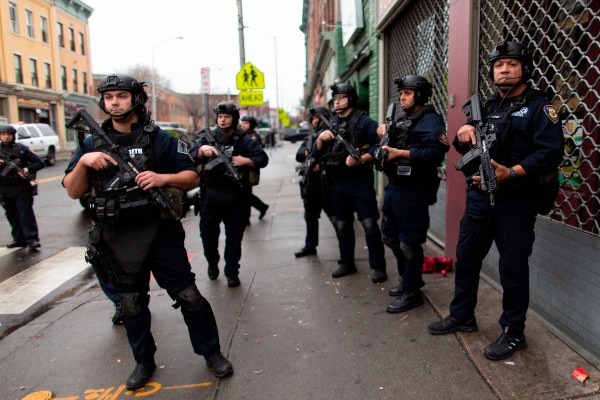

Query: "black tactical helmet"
left=213, top=102, right=240, bottom=127
left=309, top=106, right=331, bottom=118
left=394, top=75, right=433, bottom=104
left=330, top=83, right=357, bottom=106
left=0, top=124, right=17, bottom=134
left=241, top=115, right=257, bottom=130
left=97, top=73, right=148, bottom=120
left=488, top=40, right=532, bottom=81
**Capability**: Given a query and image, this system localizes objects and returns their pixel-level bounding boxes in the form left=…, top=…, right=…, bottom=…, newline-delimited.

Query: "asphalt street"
left=0, top=140, right=599, bottom=400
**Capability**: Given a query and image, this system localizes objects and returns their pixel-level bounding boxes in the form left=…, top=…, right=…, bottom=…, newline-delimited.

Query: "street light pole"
left=151, top=36, right=183, bottom=121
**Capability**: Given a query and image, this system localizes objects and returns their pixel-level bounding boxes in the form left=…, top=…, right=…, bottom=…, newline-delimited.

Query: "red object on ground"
left=572, top=367, right=589, bottom=383
left=422, top=256, right=436, bottom=273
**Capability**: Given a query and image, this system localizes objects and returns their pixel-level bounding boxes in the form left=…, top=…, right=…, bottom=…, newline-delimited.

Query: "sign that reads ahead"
left=236, top=62, right=265, bottom=90
left=239, top=90, right=264, bottom=106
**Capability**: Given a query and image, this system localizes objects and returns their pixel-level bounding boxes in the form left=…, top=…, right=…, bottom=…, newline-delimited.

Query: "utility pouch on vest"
left=248, top=169, right=260, bottom=186
left=159, top=187, right=185, bottom=220
left=86, top=226, right=110, bottom=284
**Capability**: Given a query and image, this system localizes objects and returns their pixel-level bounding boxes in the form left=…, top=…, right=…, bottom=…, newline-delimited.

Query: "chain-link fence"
left=385, top=0, right=449, bottom=124
left=479, top=0, right=600, bottom=235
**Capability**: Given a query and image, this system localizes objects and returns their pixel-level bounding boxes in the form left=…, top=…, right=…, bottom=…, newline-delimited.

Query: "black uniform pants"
left=329, top=178, right=386, bottom=270
left=200, top=191, right=249, bottom=278
left=112, top=222, right=221, bottom=362
left=450, top=200, right=536, bottom=334
left=2, top=188, right=39, bottom=245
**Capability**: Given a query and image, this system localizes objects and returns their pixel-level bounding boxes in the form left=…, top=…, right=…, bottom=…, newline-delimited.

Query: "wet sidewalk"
left=1, top=141, right=599, bottom=400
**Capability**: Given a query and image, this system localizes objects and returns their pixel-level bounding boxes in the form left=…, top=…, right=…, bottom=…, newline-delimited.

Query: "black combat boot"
left=428, top=315, right=478, bottom=335
left=205, top=351, right=234, bottom=378
left=294, top=247, right=317, bottom=257
left=386, top=290, right=424, bottom=313
left=258, top=204, right=269, bottom=220
left=484, top=327, right=527, bottom=360
left=371, top=269, right=387, bottom=283
left=126, top=360, right=156, bottom=390
left=207, top=264, right=219, bottom=280
left=331, top=264, right=357, bottom=278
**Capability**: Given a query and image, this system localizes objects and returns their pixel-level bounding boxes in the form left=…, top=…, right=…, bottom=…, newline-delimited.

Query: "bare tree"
left=183, top=94, right=204, bottom=132
left=126, top=64, right=171, bottom=90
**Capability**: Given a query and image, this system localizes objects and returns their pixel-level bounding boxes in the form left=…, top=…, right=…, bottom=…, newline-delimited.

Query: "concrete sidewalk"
left=1, top=141, right=599, bottom=400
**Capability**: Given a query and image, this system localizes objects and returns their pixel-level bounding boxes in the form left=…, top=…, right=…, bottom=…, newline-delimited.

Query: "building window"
left=44, top=63, right=52, bottom=89
left=9, top=2, right=19, bottom=34
left=58, top=22, right=64, bottom=47
left=69, top=28, right=75, bottom=51
left=14, top=55, right=23, bottom=83
left=41, top=16, right=48, bottom=43
left=61, top=66, right=67, bottom=90
left=72, top=68, right=78, bottom=92
left=79, top=32, right=85, bottom=55
left=26, top=10, right=34, bottom=38
left=30, top=59, right=38, bottom=87
left=82, top=71, right=88, bottom=94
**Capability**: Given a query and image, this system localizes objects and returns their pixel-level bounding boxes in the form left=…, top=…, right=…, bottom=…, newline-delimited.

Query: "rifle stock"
left=66, top=110, right=181, bottom=220
left=317, top=114, right=363, bottom=163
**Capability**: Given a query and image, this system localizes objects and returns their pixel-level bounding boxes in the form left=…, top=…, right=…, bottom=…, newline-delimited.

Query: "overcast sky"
left=83, top=0, right=306, bottom=115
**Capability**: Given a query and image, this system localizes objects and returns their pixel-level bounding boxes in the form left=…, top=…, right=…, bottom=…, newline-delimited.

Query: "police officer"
left=294, top=106, right=338, bottom=257
left=63, top=74, right=233, bottom=389
left=428, top=41, right=564, bottom=360
left=192, top=103, right=268, bottom=287
left=376, top=75, right=449, bottom=313
left=315, top=83, right=387, bottom=283
left=0, top=124, right=44, bottom=250
left=240, top=115, right=269, bottom=223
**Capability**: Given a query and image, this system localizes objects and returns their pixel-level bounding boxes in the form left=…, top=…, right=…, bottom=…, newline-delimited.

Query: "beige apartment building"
left=0, top=0, right=95, bottom=151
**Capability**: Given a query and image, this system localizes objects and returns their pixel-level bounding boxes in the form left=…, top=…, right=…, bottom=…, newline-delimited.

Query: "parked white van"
left=11, top=123, right=61, bottom=165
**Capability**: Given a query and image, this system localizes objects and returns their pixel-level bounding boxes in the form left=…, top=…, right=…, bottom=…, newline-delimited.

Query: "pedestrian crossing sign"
left=236, top=62, right=265, bottom=90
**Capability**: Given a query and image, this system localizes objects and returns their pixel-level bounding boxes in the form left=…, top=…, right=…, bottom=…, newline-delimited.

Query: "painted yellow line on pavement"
left=36, top=175, right=64, bottom=184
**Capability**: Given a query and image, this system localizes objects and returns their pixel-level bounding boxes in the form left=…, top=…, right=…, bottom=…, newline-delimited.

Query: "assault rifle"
left=316, top=114, right=363, bottom=163
left=66, top=110, right=181, bottom=220
left=0, top=155, right=37, bottom=186
left=200, top=128, right=243, bottom=187
left=374, top=103, right=396, bottom=171
left=455, top=93, right=497, bottom=206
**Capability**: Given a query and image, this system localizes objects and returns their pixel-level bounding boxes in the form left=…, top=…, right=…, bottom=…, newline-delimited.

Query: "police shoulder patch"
left=177, top=139, right=188, bottom=154
left=439, top=133, right=450, bottom=146
left=543, top=105, right=559, bottom=124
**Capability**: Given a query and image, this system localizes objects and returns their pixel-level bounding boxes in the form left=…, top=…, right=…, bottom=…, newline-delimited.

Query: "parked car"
left=283, top=126, right=310, bottom=143
left=256, top=127, right=277, bottom=147
left=11, top=123, right=61, bottom=166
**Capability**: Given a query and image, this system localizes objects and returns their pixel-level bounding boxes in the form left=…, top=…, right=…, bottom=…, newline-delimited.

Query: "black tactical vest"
left=91, top=125, right=157, bottom=224
left=324, top=110, right=366, bottom=171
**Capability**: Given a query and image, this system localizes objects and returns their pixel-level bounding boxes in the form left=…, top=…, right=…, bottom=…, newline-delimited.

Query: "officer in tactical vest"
left=315, top=83, right=387, bottom=283
left=0, top=124, right=44, bottom=250
left=376, top=75, right=449, bottom=313
left=428, top=41, right=564, bottom=360
left=63, top=74, right=233, bottom=389
left=191, top=102, right=268, bottom=288
left=294, top=106, right=338, bottom=258
left=240, top=115, right=269, bottom=223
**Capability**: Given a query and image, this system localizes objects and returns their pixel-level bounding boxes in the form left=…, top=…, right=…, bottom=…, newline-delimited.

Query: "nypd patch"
left=544, top=105, right=559, bottom=124
left=177, top=139, right=188, bottom=154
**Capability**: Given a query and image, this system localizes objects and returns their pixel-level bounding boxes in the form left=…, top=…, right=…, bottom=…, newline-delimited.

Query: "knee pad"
left=382, top=235, right=400, bottom=251
left=335, top=219, right=352, bottom=235
left=119, top=292, right=148, bottom=316
left=359, top=218, right=378, bottom=236
left=175, top=284, right=205, bottom=312
left=399, top=241, right=414, bottom=260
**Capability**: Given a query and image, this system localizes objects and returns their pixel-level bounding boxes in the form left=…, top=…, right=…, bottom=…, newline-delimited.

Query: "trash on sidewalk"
left=572, top=367, right=589, bottom=383
left=423, top=256, right=454, bottom=275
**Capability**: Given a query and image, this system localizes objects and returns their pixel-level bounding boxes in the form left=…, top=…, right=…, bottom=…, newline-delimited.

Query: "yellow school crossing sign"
left=236, top=62, right=265, bottom=90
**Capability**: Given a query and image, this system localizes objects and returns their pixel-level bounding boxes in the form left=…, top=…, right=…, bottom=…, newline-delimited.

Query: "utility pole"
left=237, top=0, right=246, bottom=68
